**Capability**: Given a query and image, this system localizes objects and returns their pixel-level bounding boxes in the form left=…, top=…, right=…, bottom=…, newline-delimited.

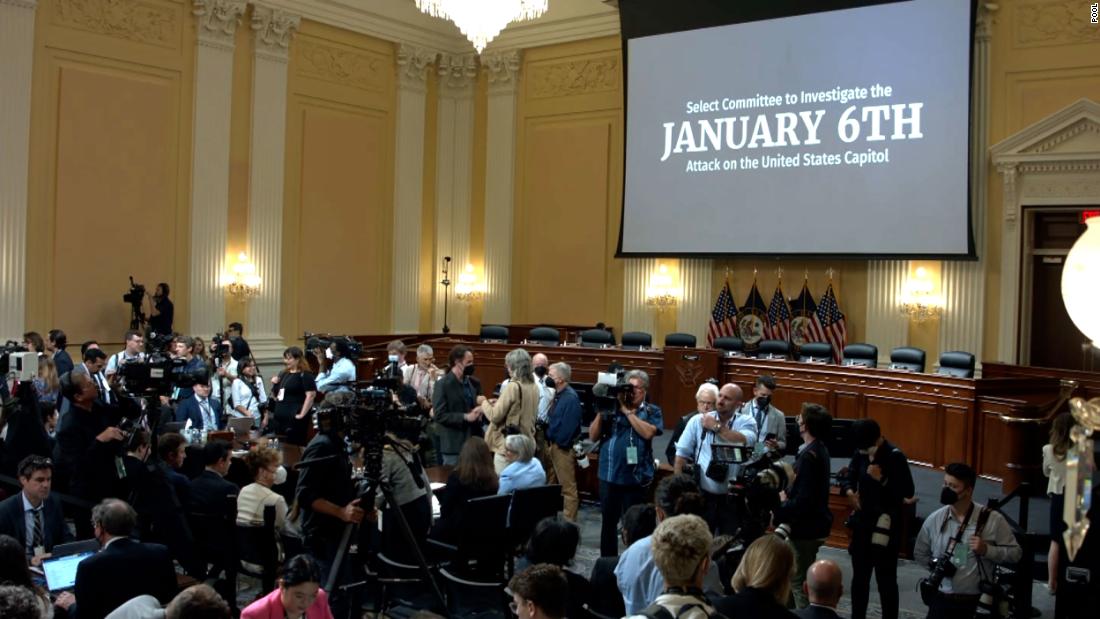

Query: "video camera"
left=0, top=341, right=33, bottom=380
left=210, top=332, right=229, bottom=364
left=144, top=331, right=175, bottom=355
left=123, top=276, right=145, bottom=307
left=118, top=354, right=207, bottom=396
left=304, top=332, right=362, bottom=360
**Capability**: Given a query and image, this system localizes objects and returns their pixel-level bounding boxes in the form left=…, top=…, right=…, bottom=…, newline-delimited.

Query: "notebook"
left=42, top=551, right=94, bottom=593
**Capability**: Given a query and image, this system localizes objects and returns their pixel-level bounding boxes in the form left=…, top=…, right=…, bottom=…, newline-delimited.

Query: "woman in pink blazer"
left=241, top=555, right=334, bottom=619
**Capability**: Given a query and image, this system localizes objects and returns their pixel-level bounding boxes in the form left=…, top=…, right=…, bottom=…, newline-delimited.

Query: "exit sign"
left=1083, top=210, right=1100, bottom=223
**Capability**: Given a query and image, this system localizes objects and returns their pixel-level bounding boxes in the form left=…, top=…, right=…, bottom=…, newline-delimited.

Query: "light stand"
left=441, top=256, right=452, bottom=335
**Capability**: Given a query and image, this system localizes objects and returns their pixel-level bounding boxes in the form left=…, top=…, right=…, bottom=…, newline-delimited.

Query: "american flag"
left=707, top=279, right=738, bottom=346
left=789, top=281, right=828, bottom=354
left=816, top=282, right=848, bottom=363
left=764, top=283, right=792, bottom=341
left=737, top=281, right=769, bottom=352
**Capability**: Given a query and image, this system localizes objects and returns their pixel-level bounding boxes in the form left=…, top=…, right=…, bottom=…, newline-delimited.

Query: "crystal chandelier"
left=415, top=0, right=548, bottom=53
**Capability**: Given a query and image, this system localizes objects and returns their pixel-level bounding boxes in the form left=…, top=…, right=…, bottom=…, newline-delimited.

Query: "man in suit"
left=187, top=440, right=237, bottom=515
left=0, top=455, right=73, bottom=564
left=156, top=432, right=191, bottom=506
left=797, top=560, right=844, bottom=619
left=431, top=344, right=483, bottom=465
left=60, top=499, right=177, bottom=619
left=174, top=381, right=222, bottom=430
left=53, top=371, right=131, bottom=512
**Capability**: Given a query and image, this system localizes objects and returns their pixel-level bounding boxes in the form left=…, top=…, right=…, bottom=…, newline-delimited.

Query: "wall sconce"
left=454, top=264, right=485, bottom=303
left=899, top=266, right=943, bottom=322
left=224, top=252, right=261, bottom=301
left=646, top=264, right=678, bottom=310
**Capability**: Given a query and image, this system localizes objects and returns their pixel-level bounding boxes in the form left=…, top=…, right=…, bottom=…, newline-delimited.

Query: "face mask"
left=756, top=396, right=771, bottom=409
left=388, top=354, right=399, bottom=364
left=273, top=466, right=287, bottom=486
left=939, top=486, right=959, bottom=505
left=463, top=364, right=476, bottom=377
left=324, top=348, right=333, bottom=360
left=533, top=366, right=548, bottom=378
left=858, top=445, right=878, bottom=458
left=545, top=376, right=556, bottom=389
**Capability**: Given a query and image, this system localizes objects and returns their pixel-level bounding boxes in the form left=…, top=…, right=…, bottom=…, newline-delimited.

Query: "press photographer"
left=170, top=336, right=207, bottom=401
left=311, top=335, right=359, bottom=394
left=104, top=330, right=146, bottom=378
left=673, top=382, right=758, bottom=535
left=841, top=418, right=916, bottom=619
left=914, top=462, right=1022, bottom=619
left=773, top=402, right=834, bottom=609
left=148, top=282, right=173, bottom=334
left=588, top=369, right=663, bottom=557
left=739, top=375, right=787, bottom=454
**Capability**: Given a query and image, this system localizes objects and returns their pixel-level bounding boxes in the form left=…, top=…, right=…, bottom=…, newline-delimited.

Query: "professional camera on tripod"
left=1, top=341, right=35, bottom=381
left=122, top=276, right=147, bottom=330
left=304, top=332, right=363, bottom=360
left=117, top=352, right=207, bottom=398
left=590, top=370, right=637, bottom=438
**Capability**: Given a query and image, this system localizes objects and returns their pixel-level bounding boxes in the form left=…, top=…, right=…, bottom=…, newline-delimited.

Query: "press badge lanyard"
left=625, top=404, right=643, bottom=465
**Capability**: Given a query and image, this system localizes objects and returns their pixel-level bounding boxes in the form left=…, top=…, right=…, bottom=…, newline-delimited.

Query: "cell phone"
left=765, top=433, right=777, bottom=441
left=1066, top=567, right=1091, bottom=584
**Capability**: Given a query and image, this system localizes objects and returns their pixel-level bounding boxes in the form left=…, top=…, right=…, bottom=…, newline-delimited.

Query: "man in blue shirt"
left=315, top=340, right=357, bottom=393
left=588, top=369, right=663, bottom=556
left=545, top=362, right=583, bottom=521
left=674, top=383, right=758, bottom=535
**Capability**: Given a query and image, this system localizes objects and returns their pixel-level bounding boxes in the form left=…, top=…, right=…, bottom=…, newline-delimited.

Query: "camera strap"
left=942, top=503, right=975, bottom=559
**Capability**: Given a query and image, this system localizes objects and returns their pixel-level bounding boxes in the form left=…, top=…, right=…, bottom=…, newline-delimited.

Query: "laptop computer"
left=227, top=417, right=254, bottom=437
left=42, top=550, right=94, bottom=594
left=50, top=539, right=99, bottom=557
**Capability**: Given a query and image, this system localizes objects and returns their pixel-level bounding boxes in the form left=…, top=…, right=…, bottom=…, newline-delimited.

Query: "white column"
left=433, top=53, right=477, bottom=334
left=481, top=50, right=521, bottom=327
left=677, top=259, right=713, bottom=345
left=0, top=0, right=36, bottom=339
left=189, top=0, right=246, bottom=335
left=391, top=44, right=435, bottom=334
left=864, top=260, right=908, bottom=365
left=939, top=4, right=995, bottom=373
left=623, top=258, right=656, bottom=338
left=246, top=4, right=298, bottom=368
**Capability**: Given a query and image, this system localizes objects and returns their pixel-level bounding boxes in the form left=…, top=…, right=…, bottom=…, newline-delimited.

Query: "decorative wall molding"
left=52, top=0, right=177, bottom=47
left=482, top=52, right=521, bottom=325
left=677, top=259, right=714, bottom=346
left=295, top=37, right=384, bottom=91
left=622, top=259, right=656, bottom=337
left=1, top=0, right=37, bottom=9
left=482, top=50, right=520, bottom=93
left=437, top=53, right=477, bottom=94
left=1014, top=0, right=1100, bottom=48
left=865, top=261, right=908, bottom=366
left=251, top=4, right=299, bottom=62
left=396, top=43, right=436, bottom=90
left=193, top=0, right=246, bottom=50
left=528, top=55, right=619, bottom=99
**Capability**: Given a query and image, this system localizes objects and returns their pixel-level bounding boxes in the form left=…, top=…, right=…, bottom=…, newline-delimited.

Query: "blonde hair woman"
left=477, top=348, right=540, bottom=474
left=715, top=534, right=798, bottom=618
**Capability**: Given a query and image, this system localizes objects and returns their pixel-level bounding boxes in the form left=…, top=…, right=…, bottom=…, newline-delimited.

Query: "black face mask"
left=756, top=396, right=771, bottom=409
left=544, top=376, right=556, bottom=389
left=533, top=366, right=547, bottom=378
left=939, top=486, right=959, bottom=505
left=463, top=364, right=476, bottom=377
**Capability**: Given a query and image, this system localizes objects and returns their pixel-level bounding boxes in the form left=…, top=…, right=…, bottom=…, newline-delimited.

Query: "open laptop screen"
left=42, top=551, right=94, bottom=592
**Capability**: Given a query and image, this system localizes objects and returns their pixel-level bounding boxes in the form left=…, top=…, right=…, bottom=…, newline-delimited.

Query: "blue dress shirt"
left=315, top=357, right=356, bottom=393
left=598, top=402, right=663, bottom=487
left=498, top=459, right=547, bottom=495
left=675, top=411, right=759, bottom=495
left=614, top=535, right=663, bottom=614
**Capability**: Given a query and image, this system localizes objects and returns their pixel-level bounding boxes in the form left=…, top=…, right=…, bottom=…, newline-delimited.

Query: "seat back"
left=579, top=329, right=615, bottom=348
left=528, top=327, right=560, bottom=347
left=236, top=504, right=278, bottom=592
left=842, top=343, right=879, bottom=368
left=620, top=331, right=652, bottom=350
left=664, top=332, right=697, bottom=348
left=757, top=339, right=791, bottom=360
left=454, top=494, right=513, bottom=576
left=712, top=336, right=744, bottom=355
left=798, top=342, right=833, bottom=363
left=508, top=485, right=563, bottom=548
left=480, top=325, right=509, bottom=343
left=889, top=346, right=926, bottom=372
left=188, top=494, right=238, bottom=585
left=937, top=351, right=976, bottom=378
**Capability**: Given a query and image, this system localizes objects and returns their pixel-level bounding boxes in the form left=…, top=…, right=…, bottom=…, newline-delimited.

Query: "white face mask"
left=388, top=354, right=400, bottom=364
left=273, top=465, right=287, bottom=486
left=325, top=348, right=333, bottom=360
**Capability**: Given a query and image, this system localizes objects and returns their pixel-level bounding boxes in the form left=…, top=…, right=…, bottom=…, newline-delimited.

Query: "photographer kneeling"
left=914, top=462, right=1022, bottom=619
left=673, top=382, right=758, bottom=535
left=589, top=369, right=663, bottom=557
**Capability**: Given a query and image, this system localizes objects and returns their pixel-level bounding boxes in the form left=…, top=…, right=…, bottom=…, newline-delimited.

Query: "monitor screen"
left=43, top=551, right=94, bottom=592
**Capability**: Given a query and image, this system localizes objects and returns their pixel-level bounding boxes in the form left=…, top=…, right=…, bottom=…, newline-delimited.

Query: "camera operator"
left=665, top=380, right=718, bottom=465
left=840, top=419, right=915, bottom=619
left=773, top=403, right=834, bottom=609
left=104, top=330, right=146, bottom=378
left=170, top=336, right=206, bottom=402
left=226, top=322, right=251, bottom=361
left=432, top=345, right=483, bottom=466
left=148, top=283, right=173, bottom=335
left=209, top=336, right=238, bottom=409
left=373, top=426, right=433, bottom=565
left=914, top=462, right=1021, bottom=619
left=588, top=369, right=663, bottom=557
left=294, top=400, right=367, bottom=617
left=674, top=382, right=758, bottom=535
left=315, top=339, right=356, bottom=394
left=739, top=375, right=787, bottom=454
left=230, top=357, right=266, bottom=425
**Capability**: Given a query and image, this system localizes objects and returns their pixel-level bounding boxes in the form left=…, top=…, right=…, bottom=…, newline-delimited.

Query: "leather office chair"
left=889, top=346, right=926, bottom=372
left=621, top=331, right=652, bottom=350
left=937, top=351, right=976, bottom=378
left=580, top=329, right=615, bottom=348
left=798, top=342, right=833, bottom=363
left=842, top=343, right=879, bottom=368
left=664, top=332, right=697, bottom=348
left=757, top=339, right=791, bottom=360
left=236, top=504, right=278, bottom=593
left=713, top=336, right=745, bottom=356
left=479, top=324, right=509, bottom=343
left=528, top=327, right=560, bottom=347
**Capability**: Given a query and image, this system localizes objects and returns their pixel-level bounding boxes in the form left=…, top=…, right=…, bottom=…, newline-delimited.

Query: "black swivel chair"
left=757, top=339, right=791, bottom=360
left=621, top=331, right=652, bottom=350
left=188, top=495, right=238, bottom=606
left=580, top=329, right=616, bottom=348
left=889, top=347, right=926, bottom=372
left=798, top=342, right=833, bottom=363
left=429, top=494, right=513, bottom=616
left=841, top=343, right=879, bottom=368
left=664, top=333, right=697, bottom=348
left=236, top=504, right=279, bottom=593
left=712, top=336, right=744, bottom=356
left=480, top=325, right=509, bottom=343
left=937, top=351, right=976, bottom=378
left=528, top=327, right=560, bottom=347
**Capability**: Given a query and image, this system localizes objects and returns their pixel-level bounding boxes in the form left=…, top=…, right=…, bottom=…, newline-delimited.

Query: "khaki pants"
left=546, top=443, right=579, bottom=521
left=494, top=452, right=509, bottom=475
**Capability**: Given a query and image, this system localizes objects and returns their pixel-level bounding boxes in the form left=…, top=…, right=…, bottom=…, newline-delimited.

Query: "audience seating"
left=187, top=495, right=238, bottom=606
left=580, top=329, right=615, bottom=348
left=620, top=331, right=652, bottom=350
left=236, top=504, right=278, bottom=593
left=528, top=327, right=560, bottom=347
left=757, top=339, right=791, bottom=360
left=712, top=336, right=744, bottom=356
left=506, top=485, right=564, bottom=575
left=479, top=325, right=509, bottom=343
left=664, top=332, right=697, bottom=348
left=429, top=494, right=513, bottom=616
left=798, top=342, right=833, bottom=363
left=889, top=346, right=927, bottom=372
left=842, top=343, right=879, bottom=368
left=937, top=351, right=977, bottom=378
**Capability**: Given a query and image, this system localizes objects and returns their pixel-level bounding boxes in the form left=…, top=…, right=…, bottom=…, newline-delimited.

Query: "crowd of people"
left=0, top=320, right=1097, bottom=619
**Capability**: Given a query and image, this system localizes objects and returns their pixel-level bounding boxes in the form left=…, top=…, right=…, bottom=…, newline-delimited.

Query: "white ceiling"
left=260, top=0, right=620, bottom=54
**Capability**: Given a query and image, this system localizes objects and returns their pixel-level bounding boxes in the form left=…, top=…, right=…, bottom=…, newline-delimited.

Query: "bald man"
left=797, top=559, right=844, bottom=619
left=531, top=352, right=555, bottom=470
